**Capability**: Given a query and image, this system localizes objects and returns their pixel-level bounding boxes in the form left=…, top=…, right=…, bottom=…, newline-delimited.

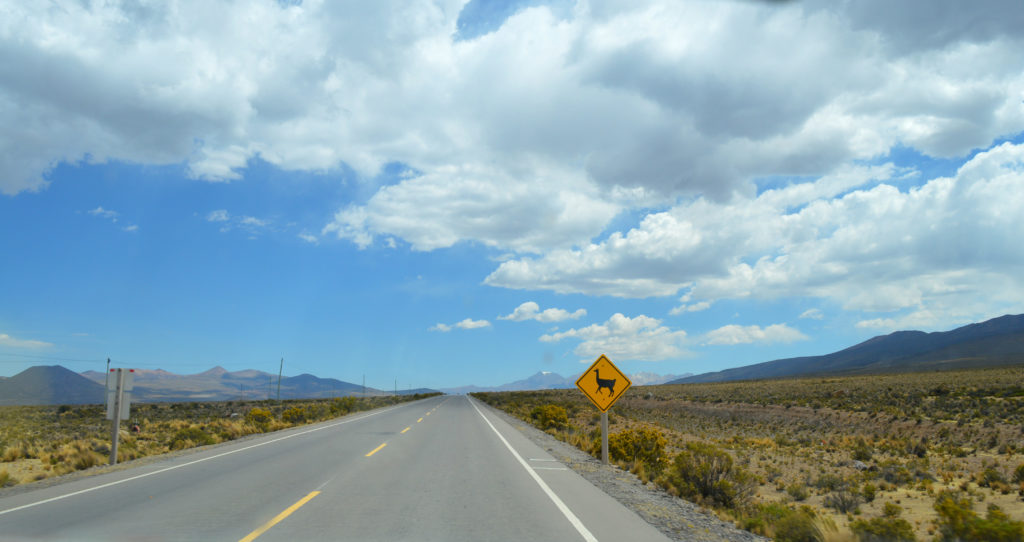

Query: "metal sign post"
left=576, top=354, right=632, bottom=465
left=106, top=368, right=134, bottom=465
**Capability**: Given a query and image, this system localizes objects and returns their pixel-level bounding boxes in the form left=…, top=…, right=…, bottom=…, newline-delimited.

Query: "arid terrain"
left=474, top=367, right=1024, bottom=541
left=0, top=394, right=437, bottom=487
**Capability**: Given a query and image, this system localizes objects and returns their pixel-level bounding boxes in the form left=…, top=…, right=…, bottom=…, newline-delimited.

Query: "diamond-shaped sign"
left=576, top=354, right=631, bottom=412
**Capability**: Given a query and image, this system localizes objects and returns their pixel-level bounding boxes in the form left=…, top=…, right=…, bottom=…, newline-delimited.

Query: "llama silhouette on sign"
left=595, top=369, right=616, bottom=397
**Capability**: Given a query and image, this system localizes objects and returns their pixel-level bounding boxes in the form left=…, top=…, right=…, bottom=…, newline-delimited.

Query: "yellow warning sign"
left=576, top=354, right=631, bottom=412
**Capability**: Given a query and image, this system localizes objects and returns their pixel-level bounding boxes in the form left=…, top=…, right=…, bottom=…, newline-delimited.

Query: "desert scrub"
left=661, top=441, right=755, bottom=509
left=529, top=404, right=568, bottom=431
left=246, top=407, right=273, bottom=428
left=280, top=406, right=307, bottom=424
left=607, top=426, right=667, bottom=479
left=933, top=490, right=1024, bottom=541
left=168, top=426, right=217, bottom=450
left=741, top=503, right=825, bottom=542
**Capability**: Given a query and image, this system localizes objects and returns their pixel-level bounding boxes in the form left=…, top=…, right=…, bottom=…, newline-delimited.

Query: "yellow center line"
left=239, top=491, right=320, bottom=542
left=401, top=427, right=411, bottom=434
left=417, top=417, right=423, bottom=423
left=365, top=442, right=387, bottom=457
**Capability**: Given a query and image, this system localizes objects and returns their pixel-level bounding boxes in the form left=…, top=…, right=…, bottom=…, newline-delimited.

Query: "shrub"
left=774, top=506, right=825, bottom=542
left=168, top=426, right=215, bottom=450
left=0, top=469, right=14, bottom=487
left=933, top=490, right=1024, bottom=542
left=281, top=407, right=307, bottom=424
left=662, top=441, right=755, bottom=509
left=850, top=517, right=916, bottom=542
left=861, top=483, right=877, bottom=503
left=787, top=483, right=810, bottom=501
left=330, top=397, right=357, bottom=415
left=824, top=487, right=862, bottom=514
left=529, top=404, right=568, bottom=431
left=978, top=467, right=1005, bottom=487
left=246, top=408, right=273, bottom=427
left=607, top=427, right=666, bottom=473
left=1014, top=463, right=1024, bottom=483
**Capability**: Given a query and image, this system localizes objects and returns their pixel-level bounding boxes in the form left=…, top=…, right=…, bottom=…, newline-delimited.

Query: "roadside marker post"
left=106, top=368, right=135, bottom=465
left=576, top=354, right=631, bottom=465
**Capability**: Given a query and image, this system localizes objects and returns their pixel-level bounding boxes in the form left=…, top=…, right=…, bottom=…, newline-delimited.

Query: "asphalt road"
left=0, top=395, right=669, bottom=542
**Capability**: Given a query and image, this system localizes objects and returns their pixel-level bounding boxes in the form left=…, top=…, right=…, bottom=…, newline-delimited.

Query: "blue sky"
left=2, top=1, right=1023, bottom=390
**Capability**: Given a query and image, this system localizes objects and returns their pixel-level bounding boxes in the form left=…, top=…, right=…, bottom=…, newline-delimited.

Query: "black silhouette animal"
left=595, top=369, right=616, bottom=396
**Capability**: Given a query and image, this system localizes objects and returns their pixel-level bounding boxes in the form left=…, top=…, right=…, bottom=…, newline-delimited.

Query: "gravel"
left=482, top=403, right=768, bottom=542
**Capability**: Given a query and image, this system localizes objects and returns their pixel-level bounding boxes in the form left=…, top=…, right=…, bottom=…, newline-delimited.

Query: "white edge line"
left=469, top=397, right=598, bottom=542
left=0, top=401, right=415, bottom=517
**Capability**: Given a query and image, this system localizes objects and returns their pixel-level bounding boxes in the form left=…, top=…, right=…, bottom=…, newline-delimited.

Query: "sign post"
left=575, top=354, right=631, bottom=464
left=106, top=368, right=134, bottom=465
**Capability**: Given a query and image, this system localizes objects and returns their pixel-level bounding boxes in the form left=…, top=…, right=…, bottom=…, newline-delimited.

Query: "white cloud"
left=490, top=142, right=1024, bottom=330
left=499, top=301, right=586, bottom=323
left=430, top=318, right=491, bottom=332
left=0, top=332, right=53, bottom=349
left=298, top=232, right=318, bottom=244
left=122, top=224, right=138, bottom=232
left=704, top=324, right=808, bottom=346
left=88, top=206, right=118, bottom=221
left=799, top=309, right=824, bottom=320
left=240, top=216, right=269, bottom=228
left=540, top=313, right=689, bottom=362
left=207, top=210, right=230, bottom=222
left=2, top=1, right=1019, bottom=268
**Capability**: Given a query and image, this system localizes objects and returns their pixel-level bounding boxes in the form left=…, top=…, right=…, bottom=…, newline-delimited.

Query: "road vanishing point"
left=0, top=395, right=670, bottom=542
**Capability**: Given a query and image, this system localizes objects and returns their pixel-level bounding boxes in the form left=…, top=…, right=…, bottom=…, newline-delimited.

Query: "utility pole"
left=107, top=368, right=133, bottom=466
left=362, top=374, right=365, bottom=397
left=277, top=358, right=283, bottom=402
left=394, top=379, right=397, bottom=397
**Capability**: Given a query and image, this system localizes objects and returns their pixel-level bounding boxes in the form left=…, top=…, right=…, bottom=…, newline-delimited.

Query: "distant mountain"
left=0, top=365, right=104, bottom=406
left=630, top=372, right=692, bottom=386
left=442, top=370, right=689, bottom=394
left=671, top=314, right=1024, bottom=384
left=80, top=367, right=392, bottom=402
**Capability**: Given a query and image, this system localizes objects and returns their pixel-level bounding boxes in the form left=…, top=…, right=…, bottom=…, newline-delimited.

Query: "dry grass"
left=0, top=394, right=438, bottom=486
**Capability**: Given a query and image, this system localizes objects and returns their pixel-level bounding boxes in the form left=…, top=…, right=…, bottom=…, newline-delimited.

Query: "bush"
left=168, top=426, right=215, bottom=450
left=530, top=404, right=568, bottom=431
left=850, top=517, right=916, bottom=542
left=246, top=408, right=273, bottom=427
left=330, top=397, right=357, bottom=415
left=662, top=441, right=755, bottom=509
left=1014, top=463, right=1024, bottom=483
left=787, top=483, right=810, bottom=501
left=774, top=506, right=825, bottom=542
left=281, top=407, right=307, bottom=424
left=933, top=490, right=1024, bottom=542
left=607, top=427, right=666, bottom=473
left=824, top=487, right=862, bottom=514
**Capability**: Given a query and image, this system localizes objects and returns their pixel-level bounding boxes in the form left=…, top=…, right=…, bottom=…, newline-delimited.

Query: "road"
left=0, top=395, right=670, bottom=542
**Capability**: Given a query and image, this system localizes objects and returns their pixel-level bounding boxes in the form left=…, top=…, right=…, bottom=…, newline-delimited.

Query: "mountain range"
left=440, top=370, right=690, bottom=394
left=670, top=313, right=1024, bottom=384
left=0, top=366, right=419, bottom=406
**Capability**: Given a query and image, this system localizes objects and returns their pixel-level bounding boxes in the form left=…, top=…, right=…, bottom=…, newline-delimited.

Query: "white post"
left=109, top=368, right=124, bottom=465
left=601, top=411, right=609, bottom=465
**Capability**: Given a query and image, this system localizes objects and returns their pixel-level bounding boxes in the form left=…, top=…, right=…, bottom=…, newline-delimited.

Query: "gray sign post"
left=106, top=368, right=134, bottom=465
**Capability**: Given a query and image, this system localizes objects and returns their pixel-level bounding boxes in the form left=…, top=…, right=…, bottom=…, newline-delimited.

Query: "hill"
left=80, top=367, right=392, bottom=402
left=0, top=365, right=105, bottom=405
left=671, top=314, right=1024, bottom=384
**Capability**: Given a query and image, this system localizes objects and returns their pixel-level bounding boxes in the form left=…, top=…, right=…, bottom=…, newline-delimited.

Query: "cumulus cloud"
left=2, top=1, right=1020, bottom=264
left=297, top=232, right=318, bottom=244
left=540, top=313, right=688, bottom=362
left=704, top=324, right=808, bottom=346
left=430, top=318, right=492, bottom=332
left=499, top=301, right=586, bottom=323
left=490, top=143, right=1024, bottom=331
left=0, top=332, right=53, bottom=349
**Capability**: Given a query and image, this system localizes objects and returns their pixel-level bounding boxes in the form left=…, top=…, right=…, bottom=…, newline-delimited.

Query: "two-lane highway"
left=0, top=395, right=669, bottom=541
